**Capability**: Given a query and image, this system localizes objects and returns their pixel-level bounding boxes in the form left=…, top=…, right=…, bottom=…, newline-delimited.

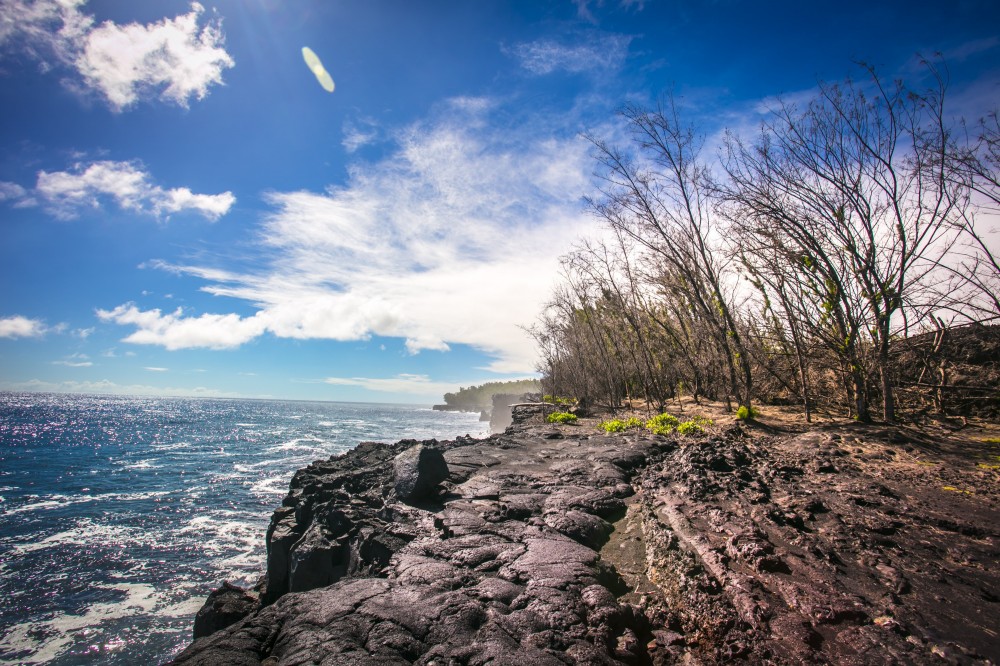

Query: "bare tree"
left=586, top=97, right=755, bottom=415
left=721, top=66, right=966, bottom=421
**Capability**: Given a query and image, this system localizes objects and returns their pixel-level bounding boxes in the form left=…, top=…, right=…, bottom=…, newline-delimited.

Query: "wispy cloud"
left=4, top=160, right=234, bottom=221
left=53, top=353, right=92, bottom=367
left=0, top=315, right=48, bottom=338
left=0, top=181, right=28, bottom=202
left=0, top=0, right=233, bottom=111
left=505, top=33, right=632, bottom=76
left=0, top=377, right=242, bottom=398
left=324, top=374, right=461, bottom=396
left=342, top=117, right=380, bottom=153
left=573, top=0, right=646, bottom=23
left=98, top=99, right=602, bottom=373
left=143, top=366, right=168, bottom=372
left=921, top=37, right=999, bottom=65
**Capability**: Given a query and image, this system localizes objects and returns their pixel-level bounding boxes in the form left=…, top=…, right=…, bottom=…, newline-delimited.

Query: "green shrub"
left=543, top=395, right=576, bottom=406
left=646, top=412, right=680, bottom=435
left=677, top=419, right=706, bottom=435
left=735, top=405, right=759, bottom=421
left=547, top=411, right=578, bottom=424
left=599, top=417, right=643, bottom=433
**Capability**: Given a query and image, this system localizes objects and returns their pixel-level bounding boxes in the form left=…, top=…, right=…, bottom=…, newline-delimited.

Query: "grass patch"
left=646, top=413, right=680, bottom=435
left=677, top=419, right=706, bottom=436
left=735, top=405, right=759, bottom=421
left=599, top=417, right=644, bottom=433
left=546, top=411, right=578, bottom=424
left=670, top=414, right=714, bottom=436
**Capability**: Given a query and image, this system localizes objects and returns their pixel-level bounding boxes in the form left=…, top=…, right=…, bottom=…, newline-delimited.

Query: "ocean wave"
left=4, top=489, right=176, bottom=516
left=2, top=520, right=144, bottom=557
left=232, top=458, right=285, bottom=473
left=149, top=442, right=192, bottom=452
left=251, top=475, right=290, bottom=496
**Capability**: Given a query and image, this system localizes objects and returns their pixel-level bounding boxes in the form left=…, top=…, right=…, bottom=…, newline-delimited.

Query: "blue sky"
left=0, top=0, right=998, bottom=403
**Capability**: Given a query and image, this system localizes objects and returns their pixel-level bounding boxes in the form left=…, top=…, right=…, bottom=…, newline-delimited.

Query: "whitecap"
left=251, top=475, right=289, bottom=496
left=4, top=520, right=142, bottom=557
left=233, top=458, right=284, bottom=473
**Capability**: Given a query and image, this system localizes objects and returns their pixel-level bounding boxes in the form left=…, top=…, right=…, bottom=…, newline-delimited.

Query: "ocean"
left=0, top=392, right=486, bottom=665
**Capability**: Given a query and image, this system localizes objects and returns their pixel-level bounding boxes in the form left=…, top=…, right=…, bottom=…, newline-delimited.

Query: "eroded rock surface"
left=172, top=411, right=999, bottom=665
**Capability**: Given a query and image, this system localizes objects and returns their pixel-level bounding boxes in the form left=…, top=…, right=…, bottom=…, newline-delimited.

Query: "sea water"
left=0, top=392, right=486, bottom=665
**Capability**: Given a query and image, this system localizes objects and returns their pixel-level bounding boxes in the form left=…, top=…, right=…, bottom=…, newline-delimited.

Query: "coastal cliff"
left=171, top=406, right=1000, bottom=664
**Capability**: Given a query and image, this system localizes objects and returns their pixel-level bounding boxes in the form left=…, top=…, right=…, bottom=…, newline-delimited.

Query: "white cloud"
left=76, top=2, right=234, bottom=111
left=96, top=304, right=266, bottom=350
left=0, top=315, right=47, bottom=338
left=0, top=1, right=233, bottom=111
left=505, top=34, right=632, bottom=76
left=143, top=366, right=168, bottom=372
left=18, top=160, right=235, bottom=220
left=99, top=102, right=602, bottom=373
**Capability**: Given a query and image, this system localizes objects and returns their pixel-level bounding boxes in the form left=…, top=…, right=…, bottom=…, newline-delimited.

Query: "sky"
left=0, top=0, right=998, bottom=403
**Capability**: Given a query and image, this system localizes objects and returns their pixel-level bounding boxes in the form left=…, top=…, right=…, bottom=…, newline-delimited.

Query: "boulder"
left=394, top=444, right=448, bottom=503
left=192, top=582, right=258, bottom=639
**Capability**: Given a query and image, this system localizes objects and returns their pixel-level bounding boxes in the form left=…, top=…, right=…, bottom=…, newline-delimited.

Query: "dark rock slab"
left=393, top=443, right=448, bottom=504
left=192, top=582, right=258, bottom=640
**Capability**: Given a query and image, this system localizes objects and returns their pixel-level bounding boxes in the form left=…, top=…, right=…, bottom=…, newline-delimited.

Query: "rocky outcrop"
left=192, top=582, right=259, bottom=640
left=173, top=416, right=1000, bottom=665
left=393, top=443, right=449, bottom=504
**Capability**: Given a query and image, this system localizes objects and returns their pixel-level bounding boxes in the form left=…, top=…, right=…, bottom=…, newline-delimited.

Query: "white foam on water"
left=97, top=490, right=173, bottom=503
left=119, top=459, right=160, bottom=470
left=251, top=475, right=289, bottom=496
left=233, top=458, right=285, bottom=473
left=3, top=493, right=86, bottom=515
left=3, top=520, right=142, bottom=557
left=207, top=471, right=244, bottom=484
left=176, top=513, right=263, bottom=564
left=149, top=441, right=192, bottom=452
left=267, top=437, right=327, bottom=454
left=4, top=488, right=176, bottom=516
left=0, top=582, right=162, bottom=664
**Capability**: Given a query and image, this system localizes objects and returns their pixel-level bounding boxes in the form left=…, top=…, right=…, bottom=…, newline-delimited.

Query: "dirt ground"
left=589, top=398, right=1000, bottom=663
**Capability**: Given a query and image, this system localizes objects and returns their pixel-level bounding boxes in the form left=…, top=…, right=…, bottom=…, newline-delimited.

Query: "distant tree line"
left=439, top=379, right=542, bottom=412
left=531, top=63, right=999, bottom=422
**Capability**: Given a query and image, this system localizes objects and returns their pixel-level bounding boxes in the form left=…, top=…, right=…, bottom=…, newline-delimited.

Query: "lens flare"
left=301, top=46, right=335, bottom=92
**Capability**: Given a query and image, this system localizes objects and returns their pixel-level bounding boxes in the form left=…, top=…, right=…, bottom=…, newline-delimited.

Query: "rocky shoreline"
left=170, top=406, right=999, bottom=665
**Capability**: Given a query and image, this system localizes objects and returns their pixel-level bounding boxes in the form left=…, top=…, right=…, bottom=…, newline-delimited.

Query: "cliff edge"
left=171, top=407, right=999, bottom=665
